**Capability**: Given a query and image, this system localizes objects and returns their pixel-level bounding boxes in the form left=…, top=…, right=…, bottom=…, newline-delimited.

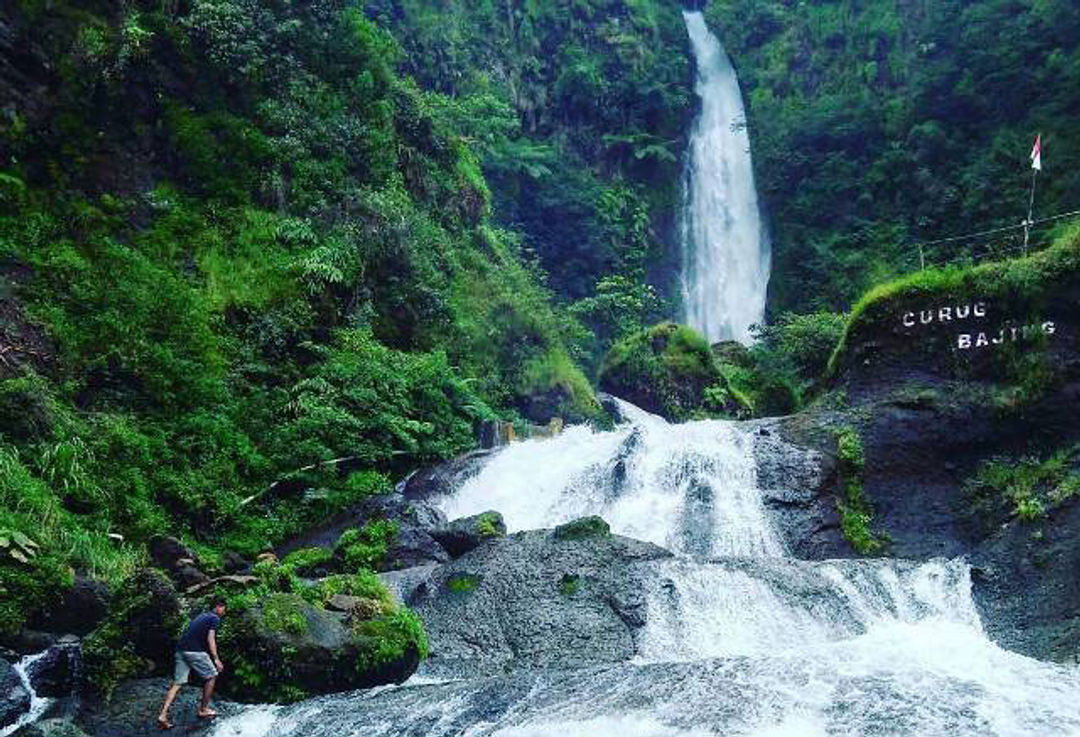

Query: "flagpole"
left=1023, top=168, right=1037, bottom=253
left=1024, top=134, right=1041, bottom=254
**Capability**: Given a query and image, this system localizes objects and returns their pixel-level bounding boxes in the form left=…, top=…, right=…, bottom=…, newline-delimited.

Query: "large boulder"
left=748, top=420, right=847, bottom=560
left=29, top=576, right=110, bottom=636
left=971, top=495, right=1080, bottom=662
left=81, top=569, right=182, bottom=697
left=75, top=678, right=240, bottom=737
left=598, top=322, right=738, bottom=421
left=0, top=657, right=30, bottom=731
left=27, top=637, right=79, bottom=697
left=401, top=526, right=671, bottom=677
left=218, top=592, right=422, bottom=702
left=430, top=512, right=506, bottom=558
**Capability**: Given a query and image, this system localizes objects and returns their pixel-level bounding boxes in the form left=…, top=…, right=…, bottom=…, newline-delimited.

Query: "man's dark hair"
left=213, top=598, right=227, bottom=609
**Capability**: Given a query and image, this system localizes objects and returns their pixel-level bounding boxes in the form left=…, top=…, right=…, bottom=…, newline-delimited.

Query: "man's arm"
left=207, top=629, right=225, bottom=672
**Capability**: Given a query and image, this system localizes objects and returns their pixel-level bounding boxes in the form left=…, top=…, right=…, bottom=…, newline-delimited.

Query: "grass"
left=966, top=443, right=1080, bottom=523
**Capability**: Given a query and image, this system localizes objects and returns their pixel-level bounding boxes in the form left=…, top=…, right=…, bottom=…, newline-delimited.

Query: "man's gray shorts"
left=173, top=651, right=218, bottom=684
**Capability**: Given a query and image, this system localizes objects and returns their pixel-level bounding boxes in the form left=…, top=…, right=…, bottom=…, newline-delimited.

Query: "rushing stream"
left=680, top=10, right=770, bottom=345
left=210, top=401, right=1080, bottom=737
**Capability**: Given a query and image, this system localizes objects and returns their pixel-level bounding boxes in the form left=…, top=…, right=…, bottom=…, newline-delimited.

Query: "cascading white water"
left=441, top=400, right=781, bottom=558
left=0, top=651, right=53, bottom=737
left=211, top=400, right=1080, bottom=736
left=680, top=10, right=770, bottom=345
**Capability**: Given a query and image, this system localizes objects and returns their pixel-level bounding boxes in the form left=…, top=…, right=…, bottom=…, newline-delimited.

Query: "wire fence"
left=901, top=208, right=1080, bottom=273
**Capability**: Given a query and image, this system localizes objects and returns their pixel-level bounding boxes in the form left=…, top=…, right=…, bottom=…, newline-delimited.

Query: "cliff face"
left=774, top=234, right=1080, bottom=662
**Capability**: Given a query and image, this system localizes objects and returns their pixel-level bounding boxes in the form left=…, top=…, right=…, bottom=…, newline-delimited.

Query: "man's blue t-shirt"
left=177, top=612, right=220, bottom=653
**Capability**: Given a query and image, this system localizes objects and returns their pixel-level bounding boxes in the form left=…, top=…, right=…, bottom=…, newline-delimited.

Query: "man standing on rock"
left=157, top=599, right=227, bottom=730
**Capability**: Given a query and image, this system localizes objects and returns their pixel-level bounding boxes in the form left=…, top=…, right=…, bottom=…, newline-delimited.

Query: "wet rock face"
left=972, top=496, right=1080, bottom=663
left=400, top=529, right=671, bottom=678
left=13, top=718, right=90, bottom=737
left=748, top=421, right=847, bottom=560
left=28, top=638, right=80, bottom=698
left=0, top=657, right=30, bottom=730
left=402, top=450, right=494, bottom=503
left=76, top=678, right=241, bottom=737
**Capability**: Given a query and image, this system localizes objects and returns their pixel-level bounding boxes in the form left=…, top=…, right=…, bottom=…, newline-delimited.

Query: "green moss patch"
left=446, top=572, right=482, bottom=594
left=834, top=427, right=888, bottom=555
left=554, top=516, right=611, bottom=541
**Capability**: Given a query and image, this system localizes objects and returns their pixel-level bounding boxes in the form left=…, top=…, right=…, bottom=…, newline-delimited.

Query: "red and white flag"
left=1030, top=134, right=1042, bottom=171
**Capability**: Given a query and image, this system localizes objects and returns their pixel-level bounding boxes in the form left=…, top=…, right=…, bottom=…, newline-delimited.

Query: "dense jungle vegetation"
left=0, top=0, right=609, bottom=638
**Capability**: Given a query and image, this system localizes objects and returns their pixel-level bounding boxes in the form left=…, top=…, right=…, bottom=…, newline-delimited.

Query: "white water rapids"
left=211, top=400, right=1080, bottom=737
left=680, top=10, right=770, bottom=345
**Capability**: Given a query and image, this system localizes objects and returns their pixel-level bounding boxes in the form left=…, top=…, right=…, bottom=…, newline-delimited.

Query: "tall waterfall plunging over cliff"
left=680, top=10, right=770, bottom=345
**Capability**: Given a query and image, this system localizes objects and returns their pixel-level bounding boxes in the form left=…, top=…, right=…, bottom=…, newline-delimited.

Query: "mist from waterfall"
left=680, top=10, right=770, bottom=345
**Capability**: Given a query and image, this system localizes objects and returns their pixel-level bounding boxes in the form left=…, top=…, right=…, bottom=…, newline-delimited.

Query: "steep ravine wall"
left=776, top=238, right=1080, bottom=662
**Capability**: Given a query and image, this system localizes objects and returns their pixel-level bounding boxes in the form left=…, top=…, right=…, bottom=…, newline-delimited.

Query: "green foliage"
left=336, top=520, right=399, bottom=572
left=967, top=444, right=1080, bottom=523
left=82, top=569, right=183, bottom=698
left=475, top=512, right=503, bottom=539
left=559, top=573, right=582, bottom=597
left=259, top=593, right=309, bottom=636
left=0, top=0, right=601, bottom=605
left=353, top=608, right=430, bottom=670
left=280, top=547, right=333, bottom=576
left=833, top=427, right=887, bottom=555
left=301, top=572, right=394, bottom=612
left=599, top=322, right=735, bottom=420
left=373, top=0, right=692, bottom=311
left=706, top=0, right=1080, bottom=313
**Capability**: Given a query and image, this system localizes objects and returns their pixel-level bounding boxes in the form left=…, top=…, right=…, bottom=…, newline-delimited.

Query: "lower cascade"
left=210, top=401, right=1080, bottom=737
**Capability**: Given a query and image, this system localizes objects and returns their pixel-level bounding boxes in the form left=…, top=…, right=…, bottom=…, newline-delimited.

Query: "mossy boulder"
left=554, top=516, right=611, bottom=541
left=211, top=572, right=429, bottom=703
left=828, top=229, right=1080, bottom=393
left=598, top=322, right=737, bottom=421
left=517, top=349, right=605, bottom=425
left=81, top=569, right=183, bottom=698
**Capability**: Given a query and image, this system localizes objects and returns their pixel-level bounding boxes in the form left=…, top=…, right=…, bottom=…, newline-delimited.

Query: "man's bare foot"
left=157, top=716, right=174, bottom=730
left=197, top=708, right=219, bottom=719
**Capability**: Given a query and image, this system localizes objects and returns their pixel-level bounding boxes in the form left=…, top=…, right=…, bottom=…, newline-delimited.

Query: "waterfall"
left=440, top=400, right=782, bottom=558
left=680, top=10, right=770, bottom=345
left=210, top=401, right=1080, bottom=737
